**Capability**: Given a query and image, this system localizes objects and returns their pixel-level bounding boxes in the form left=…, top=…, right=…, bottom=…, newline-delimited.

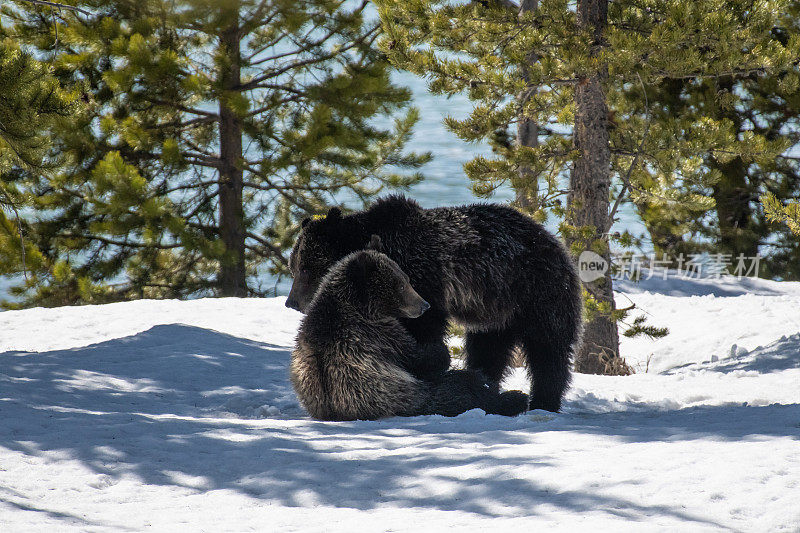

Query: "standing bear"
left=286, top=196, right=583, bottom=412
left=291, top=249, right=529, bottom=421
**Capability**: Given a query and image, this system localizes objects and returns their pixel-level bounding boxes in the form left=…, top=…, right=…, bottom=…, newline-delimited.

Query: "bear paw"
left=491, top=390, right=529, bottom=417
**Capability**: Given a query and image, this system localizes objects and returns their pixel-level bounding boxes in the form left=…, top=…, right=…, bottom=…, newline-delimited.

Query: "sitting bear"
left=286, top=196, right=582, bottom=412
left=290, top=249, right=528, bottom=421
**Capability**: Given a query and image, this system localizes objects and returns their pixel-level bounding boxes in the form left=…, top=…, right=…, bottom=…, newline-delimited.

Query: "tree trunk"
left=711, top=78, right=758, bottom=263
left=515, top=115, right=538, bottom=209
left=568, top=0, right=621, bottom=374
left=711, top=156, right=758, bottom=261
left=513, top=0, right=539, bottom=211
left=217, top=11, right=247, bottom=297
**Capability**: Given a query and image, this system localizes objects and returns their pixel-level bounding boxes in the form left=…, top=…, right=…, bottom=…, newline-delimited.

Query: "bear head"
left=336, top=250, right=429, bottom=319
left=286, top=206, right=371, bottom=312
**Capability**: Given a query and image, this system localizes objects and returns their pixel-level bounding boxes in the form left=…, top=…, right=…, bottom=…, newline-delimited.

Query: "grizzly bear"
left=290, top=249, right=529, bottom=421
left=286, top=196, right=582, bottom=412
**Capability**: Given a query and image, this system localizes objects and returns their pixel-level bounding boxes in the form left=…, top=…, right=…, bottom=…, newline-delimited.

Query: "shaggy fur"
left=290, top=250, right=529, bottom=421
left=287, top=196, right=583, bottom=412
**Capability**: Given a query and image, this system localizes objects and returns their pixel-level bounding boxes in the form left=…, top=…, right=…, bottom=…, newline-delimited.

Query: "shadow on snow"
left=614, top=275, right=786, bottom=297
left=1, top=324, right=796, bottom=528
left=662, top=332, right=800, bottom=375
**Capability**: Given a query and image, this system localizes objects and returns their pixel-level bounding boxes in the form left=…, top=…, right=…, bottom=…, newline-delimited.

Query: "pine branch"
left=158, top=180, right=220, bottom=195
left=608, top=73, right=651, bottom=233
left=475, top=0, right=521, bottom=9
left=242, top=23, right=381, bottom=88
left=18, top=0, right=91, bottom=16
left=246, top=232, right=288, bottom=267
left=58, top=233, right=182, bottom=249
left=0, top=185, right=28, bottom=281
left=144, top=98, right=219, bottom=118
left=246, top=26, right=341, bottom=69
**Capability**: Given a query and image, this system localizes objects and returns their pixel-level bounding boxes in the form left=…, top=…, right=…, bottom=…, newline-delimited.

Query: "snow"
left=1, top=276, right=799, bottom=531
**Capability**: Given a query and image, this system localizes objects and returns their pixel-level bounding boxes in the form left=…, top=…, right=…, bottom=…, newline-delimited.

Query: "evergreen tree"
left=376, top=0, right=799, bottom=373
left=1, top=0, right=428, bottom=306
left=0, top=37, right=76, bottom=287
left=622, top=5, right=800, bottom=280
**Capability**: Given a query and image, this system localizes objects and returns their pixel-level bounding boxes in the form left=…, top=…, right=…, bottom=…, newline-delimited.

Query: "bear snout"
left=401, top=298, right=429, bottom=318
left=285, top=296, right=301, bottom=310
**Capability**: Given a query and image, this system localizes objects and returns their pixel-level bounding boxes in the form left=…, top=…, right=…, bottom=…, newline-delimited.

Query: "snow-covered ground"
left=1, top=275, right=799, bottom=532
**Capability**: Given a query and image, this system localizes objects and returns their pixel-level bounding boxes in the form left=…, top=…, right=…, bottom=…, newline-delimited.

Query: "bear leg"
left=521, top=332, right=572, bottom=413
left=463, top=329, right=517, bottom=384
left=419, top=369, right=527, bottom=417
left=409, top=341, right=451, bottom=380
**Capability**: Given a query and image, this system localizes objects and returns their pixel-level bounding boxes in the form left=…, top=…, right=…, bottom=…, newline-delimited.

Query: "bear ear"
left=348, top=254, right=376, bottom=287
left=301, top=217, right=311, bottom=229
left=366, top=234, right=382, bottom=252
left=326, top=206, right=342, bottom=221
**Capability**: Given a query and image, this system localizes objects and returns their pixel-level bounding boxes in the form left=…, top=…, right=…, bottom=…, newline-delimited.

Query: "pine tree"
left=376, top=0, right=799, bottom=373
left=619, top=6, right=800, bottom=280
left=0, top=37, right=76, bottom=288
left=1, top=0, right=428, bottom=306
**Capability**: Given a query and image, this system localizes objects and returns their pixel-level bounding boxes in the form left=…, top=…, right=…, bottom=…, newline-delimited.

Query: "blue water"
left=393, top=74, right=513, bottom=207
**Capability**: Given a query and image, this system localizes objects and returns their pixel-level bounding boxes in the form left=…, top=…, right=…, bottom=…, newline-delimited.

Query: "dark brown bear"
left=287, top=196, right=582, bottom=412
left=290, top=250, right=529, bottom=421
